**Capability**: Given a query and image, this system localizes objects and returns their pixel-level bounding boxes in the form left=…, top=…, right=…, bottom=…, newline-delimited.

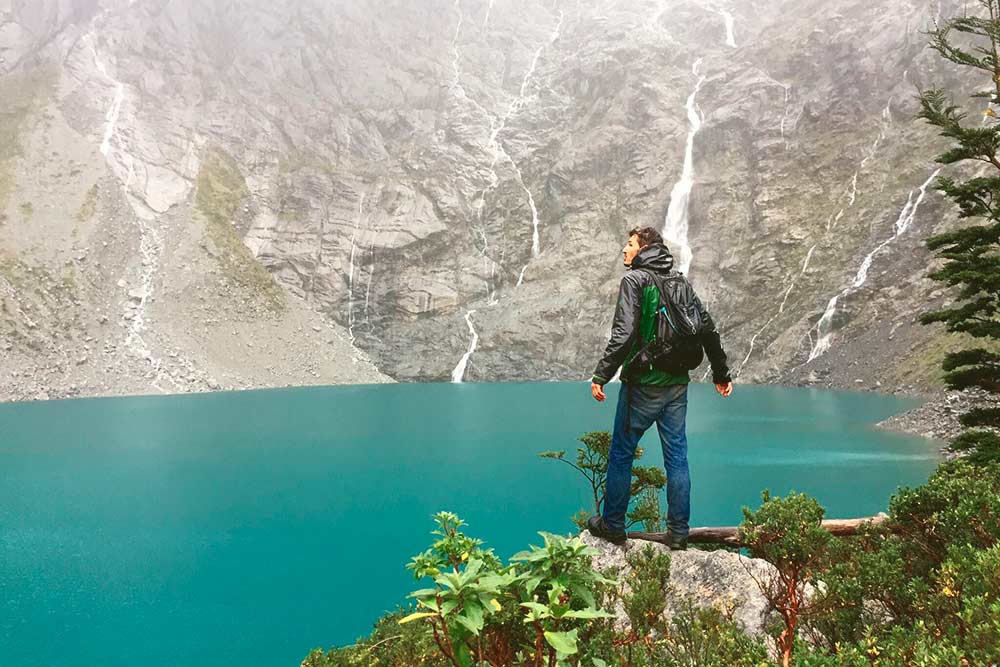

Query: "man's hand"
left=715, top=382, right=733, bottom=397
left=591, top=382, right=606, bottom=402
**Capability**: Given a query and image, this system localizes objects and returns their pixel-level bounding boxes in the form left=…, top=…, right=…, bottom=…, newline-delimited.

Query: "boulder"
left=582, top=533, right=777, bottom=638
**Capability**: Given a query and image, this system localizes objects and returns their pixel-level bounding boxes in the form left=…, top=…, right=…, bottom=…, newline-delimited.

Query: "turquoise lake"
left=0, top=382, right=938, bottom=666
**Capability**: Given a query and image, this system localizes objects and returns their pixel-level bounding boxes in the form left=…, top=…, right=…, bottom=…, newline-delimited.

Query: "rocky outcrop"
left=582, top=532, right=779, bottom=638
left=0, top=0, right=980, bottom=400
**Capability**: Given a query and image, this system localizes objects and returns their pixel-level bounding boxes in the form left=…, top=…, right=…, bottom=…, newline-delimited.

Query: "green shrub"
left=403, top=513, right=617, bottom=667
left=800, top=462, right=1000, bottom=664
left=622, top=544, right=672, bottom=639
left=739, top=491, right=832, bottom=667
left=540, top=431, right=666, bottom=532
left=306, top=462, right=1000, bottom=667
left=657, top=603, right=770, bottom=667
left=302, top=606, right=443, bottom=667
left=888, top=460, right=1000, bottom=577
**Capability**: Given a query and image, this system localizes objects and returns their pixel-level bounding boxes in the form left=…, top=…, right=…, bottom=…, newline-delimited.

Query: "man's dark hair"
left=628, top=226, right=663, bottom=248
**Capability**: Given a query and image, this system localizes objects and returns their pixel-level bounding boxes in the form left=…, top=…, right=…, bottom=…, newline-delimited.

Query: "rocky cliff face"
left=0, top=0, right=976, bottom=400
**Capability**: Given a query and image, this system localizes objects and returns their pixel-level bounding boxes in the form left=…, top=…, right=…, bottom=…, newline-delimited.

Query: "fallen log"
left=628, top=513, right=888, bottom=547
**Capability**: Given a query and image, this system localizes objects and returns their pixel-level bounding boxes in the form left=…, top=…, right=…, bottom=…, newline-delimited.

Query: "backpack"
left=629, top=269, right=705, bottom=376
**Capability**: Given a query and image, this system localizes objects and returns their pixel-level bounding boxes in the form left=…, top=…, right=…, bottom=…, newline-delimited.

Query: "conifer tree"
left=918, top=0, right=1000, bottom=464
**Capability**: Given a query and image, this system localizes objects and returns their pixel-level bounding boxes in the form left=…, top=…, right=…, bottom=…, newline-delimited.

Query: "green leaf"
left=570, top=583, right=596, bottom=608
left=455, top=641, right=474, bottom=667
left=408, top=587, right=439, bottom=599
left=544, top=629, right=579, bottom=655
left=454, top=602, right=485, bottom=635
left=522, top=575, right=544, bottom=594
left=519, top=601, right=551, bottom=620
left=464, top=558, right=484, bottom=578
left=475, top=574, right=509, bottom=591
left=417, top=597, right=440, bottom=612
left=436, top=571, right=463, bottom=591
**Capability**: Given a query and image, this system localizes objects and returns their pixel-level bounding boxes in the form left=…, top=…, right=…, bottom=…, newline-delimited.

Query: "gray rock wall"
left=0, top=0, right=978, bottom=399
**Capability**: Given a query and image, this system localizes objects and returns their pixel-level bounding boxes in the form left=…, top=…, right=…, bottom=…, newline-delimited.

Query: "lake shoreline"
left=0, top=378, right=944, bottom=408
left=0, top=376, right=966, bottom=457
left=1, top=374, right=961, bottom=455
left=874, top=387, right=998, bottom=457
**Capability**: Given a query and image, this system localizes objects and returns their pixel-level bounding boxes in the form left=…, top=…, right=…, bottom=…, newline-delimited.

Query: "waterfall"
left=720, top=9, right=737, bottom=47
left=100, top=83, right=124, bottom=157
left=738, top=244, right=817, bottom=374
left=771, top=77, right=804, bottom=145
left=778, top=244, right=816, bottom=314
left=650, top=0, right=667, bottom=30
left=779, top=83, right=792, bottom=139
left=475, top=11, right=563, bottom=289
left=827, top=98, right=893, bottom=232
left=860, top=97, right=892, bottom=171
left=808, top=169, right=941, bottom=362
left=363, top=240, right=376, bottom=332
left=451, top=1, right=501, bottom=305
left=451, top=310, right=479, bottom=383
left=449, top=0, right=464, bottom=91
left=662, top=58, right=706, bottom=275
left=515, top=162, right=542, bottom=258
left=86, top=11, right=178, bottom=392
left=847, top=172, right=859, bottom=206
left=346, top=194, right=365, bottom=341
left=509, top=12, right=563, bottom=263
left=482, top=0, right=494, bottom=30
left=88, top=40, right=126, bottom=159
left=516, top=13, right=563, bottom=107
left=808, top=296, right=840, bottom=361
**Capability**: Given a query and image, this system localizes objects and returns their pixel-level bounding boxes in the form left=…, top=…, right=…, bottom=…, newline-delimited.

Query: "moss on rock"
left=195, top=145, right=285, bottom=313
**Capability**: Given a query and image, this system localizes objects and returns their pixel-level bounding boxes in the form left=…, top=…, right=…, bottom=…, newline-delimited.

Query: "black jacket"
left=591, top=243, right=732, bottom=385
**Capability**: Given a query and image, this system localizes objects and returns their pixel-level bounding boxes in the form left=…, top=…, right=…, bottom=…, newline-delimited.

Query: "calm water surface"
left=0, top=382, right=937, bottom=666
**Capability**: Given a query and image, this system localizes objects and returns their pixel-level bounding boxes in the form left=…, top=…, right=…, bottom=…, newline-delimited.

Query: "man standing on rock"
left=587, top=227, right=733, bottom=550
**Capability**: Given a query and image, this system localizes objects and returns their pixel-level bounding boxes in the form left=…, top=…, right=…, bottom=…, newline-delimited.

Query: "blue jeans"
left=601, top=383, right=690, bottom=536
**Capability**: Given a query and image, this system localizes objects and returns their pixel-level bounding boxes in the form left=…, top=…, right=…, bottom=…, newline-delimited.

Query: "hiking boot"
left=586, top=515, right=627, bottom=546
left=664, top=533, right=688, bottom=551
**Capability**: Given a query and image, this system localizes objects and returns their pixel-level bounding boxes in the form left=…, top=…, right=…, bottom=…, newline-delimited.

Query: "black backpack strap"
left=636, top=268, right=666, bottom=308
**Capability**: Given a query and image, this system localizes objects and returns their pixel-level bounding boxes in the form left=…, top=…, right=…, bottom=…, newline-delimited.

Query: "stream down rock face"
left=0, top=0, right=981, bottom=400
left=581, top=533, right=777, bottom=638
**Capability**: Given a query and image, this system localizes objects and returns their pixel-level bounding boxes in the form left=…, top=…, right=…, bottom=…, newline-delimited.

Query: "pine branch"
left=960, top=406, right=1000, bottom=428
left=919, top=1, right=1000, bottom=463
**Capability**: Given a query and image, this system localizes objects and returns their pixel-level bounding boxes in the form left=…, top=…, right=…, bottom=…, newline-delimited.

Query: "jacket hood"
left=630, top=243, right=674, bottom=273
